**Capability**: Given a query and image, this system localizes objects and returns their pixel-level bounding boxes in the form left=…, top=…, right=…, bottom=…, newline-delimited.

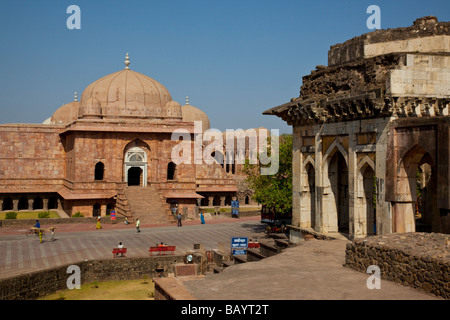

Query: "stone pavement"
left=0, top=215, right=265, bottom=279
left=178, top=238, right=442, bottom=300
left=0, top=216, right=443, bottom=300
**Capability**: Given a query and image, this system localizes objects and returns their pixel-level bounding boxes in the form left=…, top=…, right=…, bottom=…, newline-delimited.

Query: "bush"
left=72, top=211, right=84, bottom=217
left=38, top=211, right=51, bottom=219
left=5, top=212, right=18, bottom=219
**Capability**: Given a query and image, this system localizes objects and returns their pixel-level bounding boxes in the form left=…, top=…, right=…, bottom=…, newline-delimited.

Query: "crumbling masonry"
left=265, top=16, right=450, bottom=238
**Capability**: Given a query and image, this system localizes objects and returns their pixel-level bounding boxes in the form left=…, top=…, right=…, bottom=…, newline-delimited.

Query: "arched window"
left=245, top=196, right=250, bottom=205
left=18, top=197, right=28, bottom=210
left=2, top=197, right=13, bottom=211
left=225, top=195, right=232, bottom=206
left=95, top=162, right=105, bottom=181
left=33, top=197, right=43, bottom=210
left=106, top=203, right=114, bottom=215
left=93, top=203, right=101, bottom=217
left=167, top=162, right=176, bottom=180
left=48, top=195, right=59, bottom=210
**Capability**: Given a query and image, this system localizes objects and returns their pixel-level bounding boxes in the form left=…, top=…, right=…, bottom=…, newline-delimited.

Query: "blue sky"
left=0, top=0, right=449, bottom=134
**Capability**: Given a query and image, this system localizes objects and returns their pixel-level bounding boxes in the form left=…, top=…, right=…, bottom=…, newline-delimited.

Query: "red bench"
left=248, top=242, right=260, bottom=249
left=149, top=246, right=176, bottom=256
left=112, top=248, right=127, bottom=258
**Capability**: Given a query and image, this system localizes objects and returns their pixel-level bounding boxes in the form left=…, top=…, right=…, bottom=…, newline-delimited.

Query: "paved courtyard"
left=0, top=216, right=442, bottom=300
left=0, top=216, right=265, bottom=279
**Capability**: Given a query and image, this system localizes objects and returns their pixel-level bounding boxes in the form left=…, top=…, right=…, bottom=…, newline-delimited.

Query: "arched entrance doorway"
left=361, top=164, right=376, bottom=235
left=124, top=147, right=148, bottom=187
left=327, top=150, right=349, bottom=233
left=394, top=145, right=437, bottom=233
left=128, top=167, right=143, bottom=186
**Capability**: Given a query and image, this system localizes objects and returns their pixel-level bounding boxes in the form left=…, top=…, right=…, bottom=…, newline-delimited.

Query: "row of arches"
left=2, top=196, right=59, bottom=211
left=199, top=194, right=250, bottom=207
left=301, top=140, right=439, bottom=237
left=93, top=159, right=178, bottom=186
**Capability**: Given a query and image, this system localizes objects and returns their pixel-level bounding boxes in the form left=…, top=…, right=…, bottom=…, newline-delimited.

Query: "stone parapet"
left=0, top=256, right=189, bottom=300
left=345, top=232, right=450, bottom=299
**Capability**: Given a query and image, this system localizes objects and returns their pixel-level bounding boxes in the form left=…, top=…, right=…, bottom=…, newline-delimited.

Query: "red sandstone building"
left=0, top=55, right=261, bottom=223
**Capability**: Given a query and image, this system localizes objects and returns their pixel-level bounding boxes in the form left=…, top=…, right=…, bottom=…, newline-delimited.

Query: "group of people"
left=96, top=209, right=207, bottom=234
left=32, top=220, right=56, bottom=243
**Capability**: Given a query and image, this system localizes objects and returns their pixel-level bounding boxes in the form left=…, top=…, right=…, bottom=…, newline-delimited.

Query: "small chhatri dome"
left=181, top=97, right=210, bottom=132
left=78, top=53, right=181, bottom=120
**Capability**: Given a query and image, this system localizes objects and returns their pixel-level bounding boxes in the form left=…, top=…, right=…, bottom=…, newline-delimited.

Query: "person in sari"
left=96, top=216, right=102, bottom=230
left=200, top=212, right=205, bottom=224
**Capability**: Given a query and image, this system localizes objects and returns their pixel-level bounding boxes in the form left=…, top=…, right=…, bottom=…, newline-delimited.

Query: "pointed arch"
left=322, top=139, right=349, bottom=169
left=356, top=155, right=375, bottom=198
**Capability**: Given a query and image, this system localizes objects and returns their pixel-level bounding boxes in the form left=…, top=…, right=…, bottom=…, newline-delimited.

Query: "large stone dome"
left=181, top=97, right=210, bottom=132
left=78, top=54, right=181, bottom=120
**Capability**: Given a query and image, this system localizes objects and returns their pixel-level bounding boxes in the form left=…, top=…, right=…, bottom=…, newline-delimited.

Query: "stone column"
left=13, top=199, right=19, bottom=211
left=28, top=199, right=33, bottom=211
left=375, top=117, right=393, bottom=235
left=348, top=122, right=357, bottom=238
left=292, top=125, right=302, bottom=228
left=43, top=199, right=49, bottom=211
left=393, top=202, right=416, bottom=233
left=314, top=132, right=324, bottom=233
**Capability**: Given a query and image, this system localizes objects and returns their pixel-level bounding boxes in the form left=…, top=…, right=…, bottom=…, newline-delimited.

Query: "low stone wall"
left=345, top=232, right=450, bottom=299
left=0, top=255, right=191, bottom=300
left=0, top=216, right=125, bottom=227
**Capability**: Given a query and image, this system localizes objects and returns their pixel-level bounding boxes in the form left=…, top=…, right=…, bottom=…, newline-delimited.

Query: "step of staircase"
left=124, top=186, right=175, bottom=224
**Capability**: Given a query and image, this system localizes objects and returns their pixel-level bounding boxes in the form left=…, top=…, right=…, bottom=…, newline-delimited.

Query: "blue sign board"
left=232, top=249, right=247, bottom=255
left=231, top=200, right=240, bottom=216
left=231, top=237, right=248, bottom=255
left=231, top=237, right=248, bottom=248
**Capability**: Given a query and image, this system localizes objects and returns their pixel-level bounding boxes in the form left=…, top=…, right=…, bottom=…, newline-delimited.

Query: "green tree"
left=242, top=134, right=293, bottom=215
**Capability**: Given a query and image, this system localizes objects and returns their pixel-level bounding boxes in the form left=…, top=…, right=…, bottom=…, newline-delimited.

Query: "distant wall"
left=0, top=216, right=125, bottom=228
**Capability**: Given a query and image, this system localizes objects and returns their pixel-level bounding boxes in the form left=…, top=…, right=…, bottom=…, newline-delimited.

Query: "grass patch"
left=0, top=211, right=60, bottom=220
left=39, top=279, right=155, bottom=300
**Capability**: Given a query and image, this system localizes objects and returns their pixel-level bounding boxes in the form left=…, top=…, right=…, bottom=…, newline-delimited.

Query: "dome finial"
left=186, top=96, right=189, bottom=105
left=74, top=91, right=78, bottom=102
left=124, top=52, right=130, bottom=70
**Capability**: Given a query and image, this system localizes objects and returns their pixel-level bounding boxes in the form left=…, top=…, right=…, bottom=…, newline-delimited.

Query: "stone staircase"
left=212, top=233, right=295, bottom=273
left=122, top=186, right=175, bottom=224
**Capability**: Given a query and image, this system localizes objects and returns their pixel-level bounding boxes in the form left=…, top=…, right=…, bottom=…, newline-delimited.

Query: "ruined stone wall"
left=328, top=16, right=450, bottom=67
left=345, top=232, right=450, bottom=299
left=299, top=54, right=404, bottom=101
left=0, top=256, right=189, bottom=300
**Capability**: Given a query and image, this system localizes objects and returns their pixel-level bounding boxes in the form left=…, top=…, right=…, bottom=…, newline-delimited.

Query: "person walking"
left=200, top=211, right=205, bottom=224
left=177, top=213, right=182, bottom=227
left=50, top=227, right=56, bottom=241
left=136, top=218, right=141, bottom=233
left=96, top=216, right=102, bottom=230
